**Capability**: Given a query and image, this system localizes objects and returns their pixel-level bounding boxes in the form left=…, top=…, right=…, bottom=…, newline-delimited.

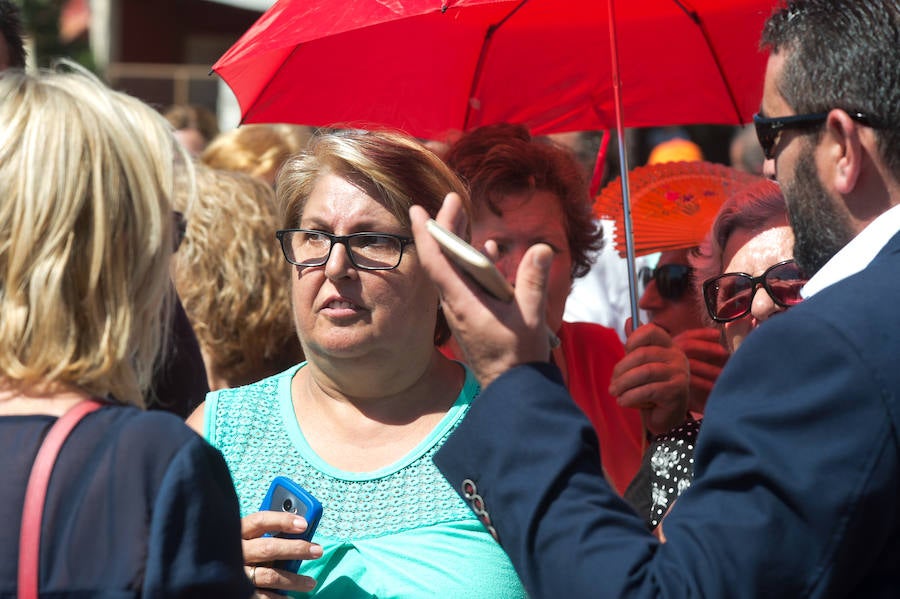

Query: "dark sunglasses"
left=702, top=259, right=807, bottom=323
left=640, top=264, right=694, bottom=301
left=753, top=111, right=875, bottom=160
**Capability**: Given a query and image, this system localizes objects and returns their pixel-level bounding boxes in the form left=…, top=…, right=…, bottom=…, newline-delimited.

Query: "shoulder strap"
left=18, top=399, right=104, bottom=599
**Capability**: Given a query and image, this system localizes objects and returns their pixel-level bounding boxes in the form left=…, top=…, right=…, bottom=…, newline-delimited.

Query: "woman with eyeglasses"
left=623, top=178, right=806, bottom=531
left=187, top=130, right=528, bottom=598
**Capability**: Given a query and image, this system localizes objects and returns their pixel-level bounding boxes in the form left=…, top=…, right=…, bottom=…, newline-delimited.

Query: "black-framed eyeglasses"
left=702, top=259, right=807, bottom=323
left=639, top=264, right=694, bottom=301
left=753, top=111, right=875, bottom=160
left=276, top=229, right=414, bottom=271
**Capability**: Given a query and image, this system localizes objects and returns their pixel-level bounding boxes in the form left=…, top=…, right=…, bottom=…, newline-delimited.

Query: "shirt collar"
left=801, top=203, right=900, bottom=298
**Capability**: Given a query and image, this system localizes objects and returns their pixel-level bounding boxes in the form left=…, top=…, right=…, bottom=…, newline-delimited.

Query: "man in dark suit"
left=409, top=1, right=900, bottom=596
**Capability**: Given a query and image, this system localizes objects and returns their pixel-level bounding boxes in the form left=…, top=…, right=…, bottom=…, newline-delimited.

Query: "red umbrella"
left=213, top=0, right=772, bottom=139
left=212, top=0, right=775, bottom=321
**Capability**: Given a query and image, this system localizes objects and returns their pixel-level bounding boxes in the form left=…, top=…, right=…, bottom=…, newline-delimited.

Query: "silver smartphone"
left=425, top=219, right=514, bottom=302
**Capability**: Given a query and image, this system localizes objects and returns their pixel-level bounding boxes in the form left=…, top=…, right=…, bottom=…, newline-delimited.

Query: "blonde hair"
left=200, top=124, right=313, bottom=184
left=172, top=165, right=302, bottom=388
left=275, top=129, right=470, bottom=345
left=0, top=63, right=184, bottom=406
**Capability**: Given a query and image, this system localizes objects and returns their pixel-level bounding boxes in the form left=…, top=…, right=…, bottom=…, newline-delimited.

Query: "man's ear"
left=826, top=109, right=864, bottom=195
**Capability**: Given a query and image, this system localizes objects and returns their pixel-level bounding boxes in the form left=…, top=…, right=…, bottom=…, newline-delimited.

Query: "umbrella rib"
left=671, top=0, right=744, bottom=123
left=671, top=0, right=701, bottom=24
left=462, top=0, right=530, bottom=132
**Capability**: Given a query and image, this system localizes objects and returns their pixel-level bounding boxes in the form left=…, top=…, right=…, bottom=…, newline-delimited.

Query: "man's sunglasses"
left=702, top=259, right=807, bottom=323
left=753, top=111, right=876, bottom=160
left=640, top=264, right=694, bottom=301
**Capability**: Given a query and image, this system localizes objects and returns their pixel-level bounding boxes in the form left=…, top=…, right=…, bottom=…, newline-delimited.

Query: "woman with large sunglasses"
left=625, top=178, right=806, bottom=530
left=695, top=179, right=807, bottom=353
left=187, top=130, right=528, bottom=598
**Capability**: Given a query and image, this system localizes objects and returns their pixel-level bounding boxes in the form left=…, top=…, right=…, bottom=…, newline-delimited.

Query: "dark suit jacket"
left=435, top=232, right=900, bottom=598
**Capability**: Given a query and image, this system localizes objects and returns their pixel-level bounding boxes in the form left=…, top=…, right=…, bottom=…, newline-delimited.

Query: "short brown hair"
left=444, top=123, right=602, bottom=278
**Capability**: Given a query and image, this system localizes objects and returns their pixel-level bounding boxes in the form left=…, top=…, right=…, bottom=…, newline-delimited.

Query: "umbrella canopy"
left=212, top=0, right=775, bottom=140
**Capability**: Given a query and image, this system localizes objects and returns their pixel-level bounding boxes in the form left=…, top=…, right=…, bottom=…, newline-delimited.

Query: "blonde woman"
left=0, top=64, right=251, bottom=596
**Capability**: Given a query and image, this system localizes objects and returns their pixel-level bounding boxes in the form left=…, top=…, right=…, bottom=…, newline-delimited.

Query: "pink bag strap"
left=18, top=399, right=103, bottom=599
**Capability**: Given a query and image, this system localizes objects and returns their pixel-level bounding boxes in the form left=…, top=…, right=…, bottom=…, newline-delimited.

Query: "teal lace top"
left=204, top=363, right=526, bottom=598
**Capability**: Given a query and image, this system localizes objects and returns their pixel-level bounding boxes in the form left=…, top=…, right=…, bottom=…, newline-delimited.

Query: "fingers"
left=249, top=564, right=317, bottom=595
left=242, top=534, right=321, bottom=564
left=434, top=191, right=468, bottom=235
left=241, top=511, right=323, bottom=580
left=610, top=345, right=686, bottom=395
left=672, top=327, right=722, bottom=342
left=409, top=200, right=466, bottom=302
left=686, top=358, right=724, bottom=390
left=610, top=331, right=690, bottom=435
left=622, top=322, right=674, bottom=353
left=410, top=194, right=555, bottom=388
left=613, top=325, right=727, bottom=430
left=610, top=326, right=682, bottom=392
left=241, top=510, right=309, bottom=540
left=515, top=244, right=555, bottom=337
left=672, top=328, right=729, bottom=412
left=673, top=328, right=730, bottom=366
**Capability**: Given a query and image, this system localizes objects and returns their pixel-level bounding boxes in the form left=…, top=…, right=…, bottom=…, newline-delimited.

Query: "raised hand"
left=609, top=322, right=691, bottom=435
left=671, top=327, right=729, bottom=414
left=409, top=192, right=554, bottom=388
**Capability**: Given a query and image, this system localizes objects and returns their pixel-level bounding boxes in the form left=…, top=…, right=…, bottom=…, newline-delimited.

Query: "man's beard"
left=783, top=151, right=855, bottom=276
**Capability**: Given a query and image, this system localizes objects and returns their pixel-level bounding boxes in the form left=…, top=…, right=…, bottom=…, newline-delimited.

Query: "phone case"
left=425, top=219, right=515, bottom=302
left=259, top=476, right=323, bottom=573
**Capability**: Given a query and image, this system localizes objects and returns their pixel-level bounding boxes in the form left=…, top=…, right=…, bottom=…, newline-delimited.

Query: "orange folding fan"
left=593, top=161, right=761, bottom=258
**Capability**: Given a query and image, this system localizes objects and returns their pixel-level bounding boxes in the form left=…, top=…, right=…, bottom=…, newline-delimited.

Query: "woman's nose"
left=750, top=284, right=783, bottom=323
left=323, top=241, right=356, bottom=278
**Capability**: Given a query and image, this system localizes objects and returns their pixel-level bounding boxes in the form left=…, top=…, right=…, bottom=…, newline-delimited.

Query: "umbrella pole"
left=606, top=0, right=640, bottom=329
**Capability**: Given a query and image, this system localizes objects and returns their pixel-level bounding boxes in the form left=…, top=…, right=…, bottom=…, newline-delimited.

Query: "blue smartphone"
left=259, top=476, right=323, bottom=573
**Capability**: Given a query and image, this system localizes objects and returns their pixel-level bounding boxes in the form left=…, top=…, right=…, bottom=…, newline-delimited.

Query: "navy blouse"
left=1, top=405, right=252, bottom=598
